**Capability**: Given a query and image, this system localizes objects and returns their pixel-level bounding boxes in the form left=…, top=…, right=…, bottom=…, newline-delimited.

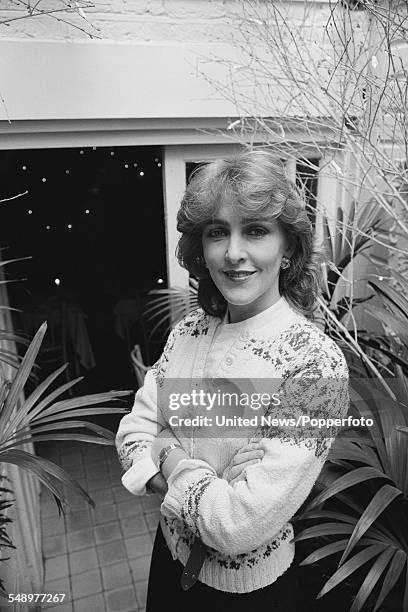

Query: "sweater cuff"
left=161, top=459, right=217, bottom=528
left=121, top=454, right=160, bottom=496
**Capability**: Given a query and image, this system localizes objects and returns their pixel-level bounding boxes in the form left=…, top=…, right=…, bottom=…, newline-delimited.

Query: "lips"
left=223, top=270, right=256, bottom=280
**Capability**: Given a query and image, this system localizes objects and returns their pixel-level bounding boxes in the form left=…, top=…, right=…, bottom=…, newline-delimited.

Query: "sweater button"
left=225, top=356, right=233, bottom=366
left=240, top=331, right=249, bottom=340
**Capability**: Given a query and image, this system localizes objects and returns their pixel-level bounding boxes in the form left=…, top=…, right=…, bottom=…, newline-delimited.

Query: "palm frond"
left=0, top=449, right=94, bottom=509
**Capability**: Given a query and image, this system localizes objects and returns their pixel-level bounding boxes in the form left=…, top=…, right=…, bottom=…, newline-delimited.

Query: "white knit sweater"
left=115, top=298, right=349, bottom=593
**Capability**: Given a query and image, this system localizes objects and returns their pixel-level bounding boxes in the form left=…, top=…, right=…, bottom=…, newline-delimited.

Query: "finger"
left=231, top=451, right=263, bottom=466
left=229, top=459, right=260, bottom=480
left=231, top=450, right=264, bottom=466
left=229, top=475, right=245, bottom=487
left=236, top=442, right=262, bottom=454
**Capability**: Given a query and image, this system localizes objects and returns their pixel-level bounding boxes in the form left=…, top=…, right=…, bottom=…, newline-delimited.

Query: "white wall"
left=0, top=0, right=330, bottom=42
left=0, top=0, right=346, bottom=122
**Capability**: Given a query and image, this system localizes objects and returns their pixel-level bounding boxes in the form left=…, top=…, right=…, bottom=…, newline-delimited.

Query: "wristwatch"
left=157, top=443, right=183, bottom=472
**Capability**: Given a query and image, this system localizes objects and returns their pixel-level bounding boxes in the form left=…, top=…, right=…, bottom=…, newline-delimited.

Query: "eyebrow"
left=204, top=216, right=276, bottom=226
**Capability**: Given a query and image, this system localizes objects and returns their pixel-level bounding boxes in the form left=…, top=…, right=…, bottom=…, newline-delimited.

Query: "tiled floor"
left=38, top=440, right=160, bottom=612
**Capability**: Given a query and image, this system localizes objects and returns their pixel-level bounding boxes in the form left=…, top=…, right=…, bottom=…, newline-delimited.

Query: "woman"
left=116, top=150, right=349, bottom=611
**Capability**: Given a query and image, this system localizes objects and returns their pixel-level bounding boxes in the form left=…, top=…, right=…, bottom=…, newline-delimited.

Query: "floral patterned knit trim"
left=163, top=516, right=292, bottom=570
left=245, top=322, right=349, bottom=459
left=244, top=322, right=347, bottom=377
left=204, top=526, right=293, bottom=569
left=252, top=374, right=349, bottom=459
left=180, top=474, right=217, bottom=537
left=117, top=439, right=150, bottom=471
left=153, top=308, right=210, bottom=388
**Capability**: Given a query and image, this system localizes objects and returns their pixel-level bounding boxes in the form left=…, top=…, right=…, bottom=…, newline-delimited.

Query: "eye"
left=205, top=228, right=227, bottom=239
left=246, top=226, right=269, bottom=237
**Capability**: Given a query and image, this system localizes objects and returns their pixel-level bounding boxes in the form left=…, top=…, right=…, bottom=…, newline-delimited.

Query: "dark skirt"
left=146, top=523, right=298, bottom=612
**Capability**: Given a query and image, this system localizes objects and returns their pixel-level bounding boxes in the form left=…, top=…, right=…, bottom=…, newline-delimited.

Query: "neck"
left=227, top=293, right=282, bottom=324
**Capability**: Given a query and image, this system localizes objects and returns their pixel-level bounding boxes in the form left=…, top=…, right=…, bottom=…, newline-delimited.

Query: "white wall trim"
left=0, top=117, right=336, bottom=150
left=0, top=118, right=241, bottom=150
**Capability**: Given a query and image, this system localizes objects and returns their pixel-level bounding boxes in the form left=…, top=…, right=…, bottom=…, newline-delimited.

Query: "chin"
left=222, top=292, right=257, bottom=306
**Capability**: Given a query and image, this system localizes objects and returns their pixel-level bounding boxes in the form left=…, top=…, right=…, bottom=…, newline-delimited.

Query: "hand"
left=223, top=442, right=264, bottom=486
left=146, top=471, right=168, bottom=499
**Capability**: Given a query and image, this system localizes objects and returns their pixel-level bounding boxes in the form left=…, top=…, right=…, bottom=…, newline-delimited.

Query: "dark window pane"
left=296, top=158, right=319, bottom=228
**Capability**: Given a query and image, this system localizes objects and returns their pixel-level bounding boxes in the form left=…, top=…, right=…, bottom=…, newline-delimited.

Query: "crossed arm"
left=116, top=345, right=349, bottom=555
left=146, top=431, right=264, bottom=499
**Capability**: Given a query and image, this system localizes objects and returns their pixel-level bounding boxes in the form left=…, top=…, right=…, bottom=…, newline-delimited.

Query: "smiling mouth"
left=223, top=271, right=256, bottom=280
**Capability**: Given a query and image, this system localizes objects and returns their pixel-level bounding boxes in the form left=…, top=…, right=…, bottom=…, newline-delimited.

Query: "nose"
left=225, top=233, right=246, bottom=264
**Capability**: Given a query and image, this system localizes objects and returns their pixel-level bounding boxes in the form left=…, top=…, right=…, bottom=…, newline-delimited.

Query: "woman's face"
left=202, top=202, right=292, bottom=323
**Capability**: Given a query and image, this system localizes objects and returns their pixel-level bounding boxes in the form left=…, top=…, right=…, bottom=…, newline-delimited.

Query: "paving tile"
left=89, top=487, right=114, bottom=506
left=86, top=475, right=109, bottom=491
left=42, top=515, right=66, bottom=537
left=43, top=533, right=68, bottom=558
left=41, top=449, right=60, bottom=462
left=105, top=586, right=138, bottom=612
left=144, top=511, right=160, bottom=531
left=90, top=503, right=119, bottom=526
left=135, top=580, right=148, bottom=609
left=67, top=527, right=95, bottom=552
left=108, top=462, right=123, bottom=475
left=97, top=539, right=127, bottom=567
left=61, top=457, right=83, bottom=471
left=60, top=442, right=83, bottom=461
left=43, top=576, right=71, bottom=605
left=43, top=604, right=73, bottom=612
left=85, top=461, right=109, bottom=477
left=148, top=530, right=156, bottom=543
left=104, top=446, right=118, bottom=461
left=117, top=499, right=144, bottom=519
left=82, top=446, right=105, bottom=460
left=66, top=496, right=89, bottom=512
left=94, top=521, right=122, bottom=544
left=101, top=561, right=132, bottom=591
left=65, top=509, right=92, bottom=532
left=41, top=486, right=55, bottom=503
left=64, top=463, right=86, bottom=478
left=128, top=555, right=150, bottom=583
left=124, top=534, right=153, bottom=560
left=69, top=547, right=99, bottom=575
left=109, top=473, right=123, bottom=487
left=141, top=496, right=161, bottom=511
left=41, top=499, right=62, bottom=518
left=44, top=554, right=69, bottom=581
left=73, top=593, right=106, bottom=612
left=71, top=568, right=102, bottom=600
left=61, top=487, right=86, bottom=507
left=120, top=515, right=148, bottom=537
left=112, top=486, right=134, bottom=503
